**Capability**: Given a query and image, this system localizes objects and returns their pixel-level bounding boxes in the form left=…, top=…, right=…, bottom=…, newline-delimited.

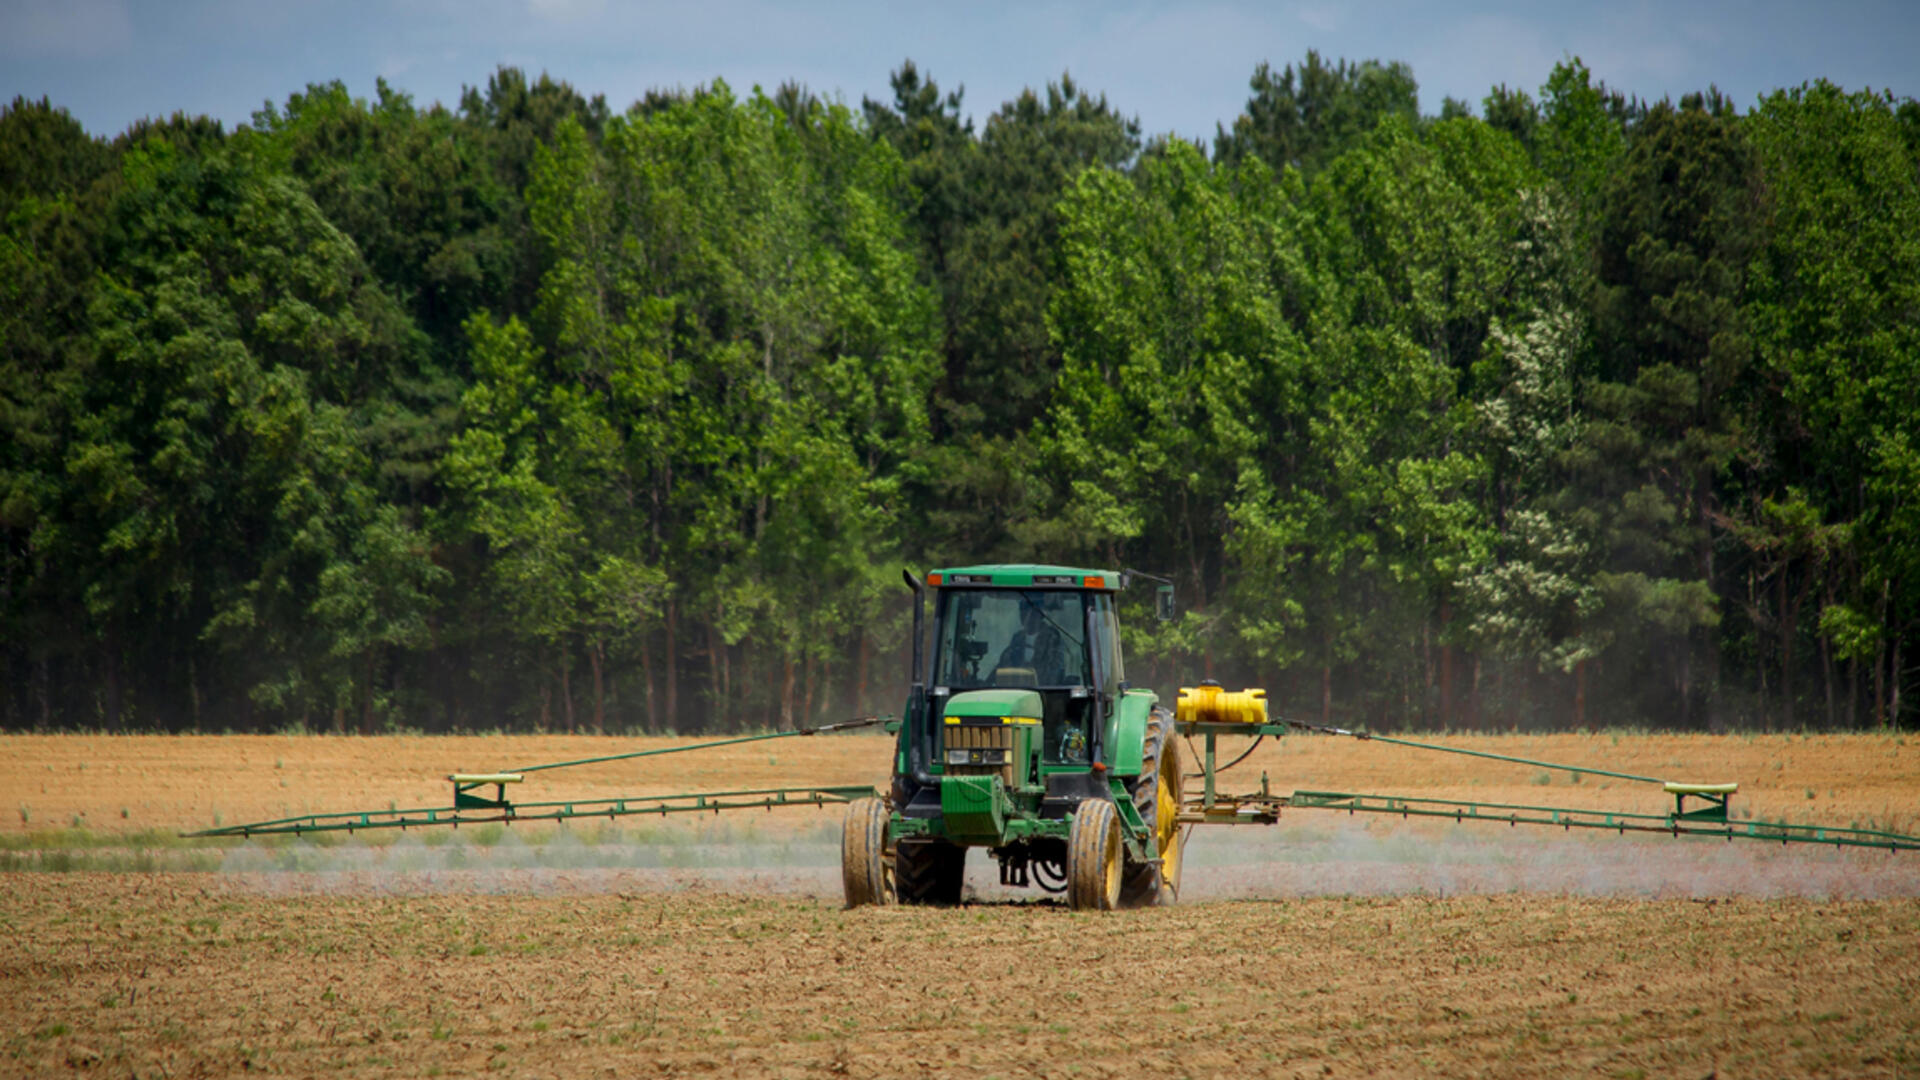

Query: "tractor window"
left=934, top=589, right=1090, bottom=690
left=1091, top=592, right=1124, bottom=692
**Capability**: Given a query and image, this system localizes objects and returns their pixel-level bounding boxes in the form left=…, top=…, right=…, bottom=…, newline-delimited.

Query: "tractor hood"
left=942, top=688, right=1043, bottom=722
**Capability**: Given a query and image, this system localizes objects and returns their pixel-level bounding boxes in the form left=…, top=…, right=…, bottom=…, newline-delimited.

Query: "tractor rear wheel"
left=1067, top=797, right=1122, bottom=911
left=841, top=797, right=893, bottom=908
left=894, top=838, right=965, bottom=905
left=1121, top=707, right=1186, bottom=907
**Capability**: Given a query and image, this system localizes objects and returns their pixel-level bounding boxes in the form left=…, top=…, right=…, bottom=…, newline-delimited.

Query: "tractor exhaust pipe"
left=903, top=568, right=925, bottom=686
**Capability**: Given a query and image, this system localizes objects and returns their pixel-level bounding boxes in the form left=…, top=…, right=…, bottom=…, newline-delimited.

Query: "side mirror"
left=1156, top=584, right=1175, bottom=622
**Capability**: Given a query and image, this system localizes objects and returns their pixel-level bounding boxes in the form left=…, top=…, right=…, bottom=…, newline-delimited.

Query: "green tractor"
left=842, top=564, right=1185, bottom=910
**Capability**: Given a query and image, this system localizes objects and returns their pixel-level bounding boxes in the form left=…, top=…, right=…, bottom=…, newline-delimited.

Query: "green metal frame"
left=892, top=811, right=1068, bottom=843
left=183, top=717, right=888, bottom=840
left=186, top=786, right=879, bottom=839
left=1282, top=790, right=1920, bottom=850
left=1173, top=716, right=1920, bottom=853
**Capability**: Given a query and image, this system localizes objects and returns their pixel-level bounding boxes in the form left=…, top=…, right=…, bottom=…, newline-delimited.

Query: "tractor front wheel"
left=1067, top=798, right=1122, bottom=911
left=841, top=797, right=893, bottom=908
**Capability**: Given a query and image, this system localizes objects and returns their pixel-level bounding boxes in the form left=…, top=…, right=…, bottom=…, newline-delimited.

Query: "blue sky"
left=4, top=0, right=1916, bottom=142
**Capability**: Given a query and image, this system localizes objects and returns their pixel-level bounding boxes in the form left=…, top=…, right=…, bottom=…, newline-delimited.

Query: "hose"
left=1180, top=732, right=1266, bottom=776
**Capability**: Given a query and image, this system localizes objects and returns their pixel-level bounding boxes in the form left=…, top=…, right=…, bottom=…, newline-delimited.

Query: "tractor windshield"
left=933, top=589, right=1090, bottom=690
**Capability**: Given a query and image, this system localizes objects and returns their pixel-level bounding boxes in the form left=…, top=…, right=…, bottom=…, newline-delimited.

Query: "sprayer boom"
left=184, top=719, right=888, bottom=839
left=1172, top=697, right=1920, bottom=853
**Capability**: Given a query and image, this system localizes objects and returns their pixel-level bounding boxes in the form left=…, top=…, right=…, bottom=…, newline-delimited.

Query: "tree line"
left=3, top=55, right=1917, bottom=734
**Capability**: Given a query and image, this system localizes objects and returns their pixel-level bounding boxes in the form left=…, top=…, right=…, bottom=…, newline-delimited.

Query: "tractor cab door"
left=1087, top=590, right=1123, bottom=700
left=1080, top=590, right=1124, bottom=763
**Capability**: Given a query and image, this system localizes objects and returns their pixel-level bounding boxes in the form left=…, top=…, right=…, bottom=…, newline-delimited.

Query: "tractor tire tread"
left=1121, top=707, right=1181, bottom=908
left=841, top=797, right=892, bottom=908
left=895, top=838, right=965, bottom=905
left=1067, top=797, right=1120, bottom=911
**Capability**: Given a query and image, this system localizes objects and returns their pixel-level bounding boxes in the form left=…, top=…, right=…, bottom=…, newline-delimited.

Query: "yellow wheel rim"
left=1155, top=752, right=1183, bottom=895
left=1102, top=819, right=1121, bottom=904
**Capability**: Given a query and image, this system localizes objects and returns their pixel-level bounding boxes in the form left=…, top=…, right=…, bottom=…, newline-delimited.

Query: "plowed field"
left=4, top=732, right=1919, bottom=1078
left=5, top=876, right=1917, bottom=1078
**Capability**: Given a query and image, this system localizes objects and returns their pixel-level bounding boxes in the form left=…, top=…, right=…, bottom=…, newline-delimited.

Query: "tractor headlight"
left=946, top=748, right=1009, bottom=766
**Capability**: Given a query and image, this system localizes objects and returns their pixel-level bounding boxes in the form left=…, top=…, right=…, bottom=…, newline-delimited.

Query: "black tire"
left=1067, top=797, right=1122, bottom=911
left=841, top=798, right=893, bottom=908
left=895, top=838, right=965, bottom=905
left=1121, top=707, right=1186, bottom=908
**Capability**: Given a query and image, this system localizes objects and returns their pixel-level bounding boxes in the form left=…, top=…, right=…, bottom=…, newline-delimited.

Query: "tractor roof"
left=925, top=564, right=1122, bottom=590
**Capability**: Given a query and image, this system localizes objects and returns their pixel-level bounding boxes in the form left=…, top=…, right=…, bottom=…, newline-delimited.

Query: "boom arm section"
left=1175, top=714, right=1920, bottom=853
left=1182, top=785, right=1920, bottom=851
left=186, top=785, right=880, bottom=839
left=183, top=716, right=887, bottom=839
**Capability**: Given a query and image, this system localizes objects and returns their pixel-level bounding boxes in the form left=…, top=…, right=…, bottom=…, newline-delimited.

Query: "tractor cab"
left=929, top=575, right=1122, bottom=766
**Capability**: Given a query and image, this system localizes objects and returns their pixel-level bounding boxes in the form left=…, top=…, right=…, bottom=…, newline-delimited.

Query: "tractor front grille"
left=945, top=723, right=1016, bottom=788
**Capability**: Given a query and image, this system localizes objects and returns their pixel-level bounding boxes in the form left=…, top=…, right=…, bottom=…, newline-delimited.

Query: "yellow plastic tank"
left=1175, top=683, right=1268, bottom=724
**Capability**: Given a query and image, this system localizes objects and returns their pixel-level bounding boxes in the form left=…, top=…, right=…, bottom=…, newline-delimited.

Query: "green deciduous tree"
left=62, top=133, right=439, bottom=729
left=1046, top=141, right=1296, bottom=675
left=440, top=85, right=938, bottom=732
left=1749, top=81, right=1920, bottom=726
